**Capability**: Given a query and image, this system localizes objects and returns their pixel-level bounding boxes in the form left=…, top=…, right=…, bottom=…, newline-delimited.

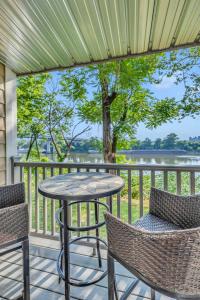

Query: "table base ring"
left=56, top=200, right=109, bottom=232
left=57, top=236, right=108, bottom=287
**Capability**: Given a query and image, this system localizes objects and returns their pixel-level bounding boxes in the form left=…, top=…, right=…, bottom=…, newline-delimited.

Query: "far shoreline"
left=85, top=150, right=200, bottom=156
left=118, top=150, right=199, bottom=156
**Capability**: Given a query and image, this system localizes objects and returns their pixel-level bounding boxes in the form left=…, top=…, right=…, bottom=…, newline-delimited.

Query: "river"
left=48, top=152, right=200, bottom=165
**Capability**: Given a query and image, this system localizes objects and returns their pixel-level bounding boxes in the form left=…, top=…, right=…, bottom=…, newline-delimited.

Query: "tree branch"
left=108, top=91, right=117, bottom=104
left=48, top=99, right=63, bottom=159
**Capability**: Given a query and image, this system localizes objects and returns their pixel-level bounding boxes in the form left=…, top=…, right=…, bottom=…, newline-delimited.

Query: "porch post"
left=0, top=63, right=6, bottom=185
left=5, top=66, right=17, bottom=184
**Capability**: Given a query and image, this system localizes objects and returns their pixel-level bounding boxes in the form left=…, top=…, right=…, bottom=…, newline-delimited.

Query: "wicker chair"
left=105, top=187, right=200, bottom=300
left=0, top=183, right=30, bottom=300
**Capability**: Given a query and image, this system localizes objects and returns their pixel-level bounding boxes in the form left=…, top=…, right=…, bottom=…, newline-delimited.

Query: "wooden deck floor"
left=0, top=237, right=173, bottom=300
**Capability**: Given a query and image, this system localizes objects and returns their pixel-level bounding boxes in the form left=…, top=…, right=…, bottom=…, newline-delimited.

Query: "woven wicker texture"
left=134, top=213, right=182, bottom=231
left=0, top=183, right=25, bottom=209
left=0, top=203, right=29, bottom=247
left=0, top=183, right=29, bottom=247
left=150, top=187, right=200, bottom=228
left=105, top=188, right=200, bottom=297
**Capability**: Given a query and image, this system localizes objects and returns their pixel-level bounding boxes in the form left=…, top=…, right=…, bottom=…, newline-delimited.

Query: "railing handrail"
left=14, top=159, right=200, bottom=172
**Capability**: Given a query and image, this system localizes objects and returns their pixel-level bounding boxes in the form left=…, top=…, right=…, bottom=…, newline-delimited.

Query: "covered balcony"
left=0, top=0, right=200, bottom=299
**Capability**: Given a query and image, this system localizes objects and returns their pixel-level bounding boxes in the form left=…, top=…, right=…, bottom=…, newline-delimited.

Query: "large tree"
left=162, top=133, right=179, bottom=150
left=45, top=95, right=90, bottom=161
left=60, top=56, right=178, bottom=163
left=44, top=78, right=90, bottom=161
left=17, top=74, right=90, bottom=161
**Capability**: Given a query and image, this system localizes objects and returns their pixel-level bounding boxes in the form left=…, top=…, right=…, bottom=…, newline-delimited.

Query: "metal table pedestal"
left=38, top=172, right=124, bottom=300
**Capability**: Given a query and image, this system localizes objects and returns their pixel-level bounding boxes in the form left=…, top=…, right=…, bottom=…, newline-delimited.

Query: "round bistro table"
left=38, top=171, right=124, bottom=300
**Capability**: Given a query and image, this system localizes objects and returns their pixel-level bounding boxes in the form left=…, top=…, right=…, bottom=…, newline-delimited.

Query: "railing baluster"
left=35, top=167, right=39, bottom=233
left=86, top=168, right=90, bottom=236
left=190, top=171, right=195, bottom=195
left=64, top=168, right=72, bottom=235
left=151, top=170, right=155, bottom=187
left=128, top=169, right=132, bottom=223
left=164, top=171, right=168, bottom=191
left=43, top=167, right=47, bottom=235
left=176, top=171, right=181, bottom=195
left=20, top=166, right=24, bottom=182
left=50, top=167, right=55, bottom=236
left=139, top=170, right=143, bottom=217
left=117, top=169, right=121, bottom=218
left=77, top=168, right=81, bottom=237
left=95, top=167, right=101, bottom=234
left=58, top=166, right=64, bottom=235
left=10, top=156, right=15, bottom=184
left=105, top=169, right=113, bottom=214
left=27, top=167, right=32, bottom=232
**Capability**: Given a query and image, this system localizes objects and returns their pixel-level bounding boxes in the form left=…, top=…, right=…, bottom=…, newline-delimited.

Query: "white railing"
left=11, top=158, right=200, bottom=240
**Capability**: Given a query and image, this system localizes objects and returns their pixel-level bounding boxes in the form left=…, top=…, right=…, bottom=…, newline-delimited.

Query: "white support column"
left=0, top=64, right=6, bottom=185
left=5, top=67, right=17, bottom=184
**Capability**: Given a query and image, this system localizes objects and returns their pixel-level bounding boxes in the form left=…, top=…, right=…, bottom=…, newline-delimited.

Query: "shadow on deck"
left=0, top=237, right=173, bottom=300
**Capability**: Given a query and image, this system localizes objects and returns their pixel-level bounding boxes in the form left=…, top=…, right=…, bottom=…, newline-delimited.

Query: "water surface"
left=55, top=153, right=200, bottom=165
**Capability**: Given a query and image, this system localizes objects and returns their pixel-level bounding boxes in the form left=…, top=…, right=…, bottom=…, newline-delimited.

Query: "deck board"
left=0, top=239, right=173, bottom=300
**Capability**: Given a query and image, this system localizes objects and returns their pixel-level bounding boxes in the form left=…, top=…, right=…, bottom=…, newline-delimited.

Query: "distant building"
left=17, top=136, right=90, bottom=155
left=189, top=136, right=200, bottom=142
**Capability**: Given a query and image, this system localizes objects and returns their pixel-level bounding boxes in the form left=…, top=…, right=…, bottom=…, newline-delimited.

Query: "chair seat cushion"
left=133, top=213, right=182, bottom=231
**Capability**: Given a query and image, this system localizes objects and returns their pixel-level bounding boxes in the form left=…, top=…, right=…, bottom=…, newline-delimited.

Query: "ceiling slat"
left=0, top=0, right=198, bottom=75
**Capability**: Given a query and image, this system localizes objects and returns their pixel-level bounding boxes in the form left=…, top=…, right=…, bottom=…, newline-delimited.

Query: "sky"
left=81, top=75, right=200, bottom=141
left=136, top=76, right=200, bottom=141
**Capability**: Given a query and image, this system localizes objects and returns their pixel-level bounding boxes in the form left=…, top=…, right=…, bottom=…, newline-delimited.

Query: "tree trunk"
left=102, top=97, right=113, bottom=163
left=100, top=73, right=117, bottom=163
left=110, top=99, right=128, bottom=164
left=26, top=135, right=36, bottom=161
left=111, top=134, right=118, bottom=163
left=49, top=130, right=63, bottom=161
left=35, top=138, right=41, bottom=159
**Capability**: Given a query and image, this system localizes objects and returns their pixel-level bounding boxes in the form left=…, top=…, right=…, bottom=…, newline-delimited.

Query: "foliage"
left=17, top=74, right=50, bottom=159
left=162, top=133, right=179, bottom=149
left=133, top=133, right=200, bottom=152
left=157, top=47, right=200, bottom=118
left=87, top=137, right=103, bottom=152
left=17, top=74, right=90, bottom=161
left=145, top=97, right=178, bottom=128
left=60, top=56, right=179, bottom=162
left=17, top=74, right=50, bottom=136
left=45, top=81, right=89, bottom=161
left=139, top=138, right=153, bottom=150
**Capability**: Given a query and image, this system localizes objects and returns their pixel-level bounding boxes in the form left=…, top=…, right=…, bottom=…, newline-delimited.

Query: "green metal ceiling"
left=0, top=0, right=200, bottom=75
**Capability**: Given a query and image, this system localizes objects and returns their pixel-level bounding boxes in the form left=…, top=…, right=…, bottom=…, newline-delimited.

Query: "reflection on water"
left=47, top=153, right=200, bottom=165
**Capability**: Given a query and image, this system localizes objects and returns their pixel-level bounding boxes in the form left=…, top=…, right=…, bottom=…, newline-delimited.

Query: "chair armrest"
left=105, top=212, right=200, bottom=296
left=150, top=187, right=200, bottom=228
left=0, top=203, right=29, bottom=247
left=0, top=183, right=25, bottom=209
